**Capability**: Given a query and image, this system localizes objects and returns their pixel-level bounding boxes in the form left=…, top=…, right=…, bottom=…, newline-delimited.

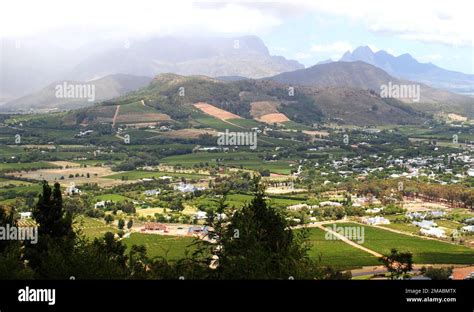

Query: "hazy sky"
left=1, top=0, right=473, bottom=73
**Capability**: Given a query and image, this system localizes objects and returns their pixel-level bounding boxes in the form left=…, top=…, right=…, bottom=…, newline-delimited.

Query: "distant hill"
left=0, top=74, right=152, bottom=112
left=66, top=36, right=303, bottom=81
left=268, top=61, right=474, bottom=118
left=340, top=46, right=474, bottom=95
left=64, top=73, right=427, bottom=127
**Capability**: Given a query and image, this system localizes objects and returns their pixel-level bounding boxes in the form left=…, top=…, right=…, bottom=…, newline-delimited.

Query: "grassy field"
left=104, top=170, right=208, bottom=181
left=0, top=177, right=31, bottom=187
left=0, top=183, right=42, bottom=198
left=302, top=228, right=379, bottom=268
left=73, top=216, right=117, bottom=239
left=227, top=118, right=261, bottom=129
left=118, top=102, right=158, bottom=114
left=136, top=207, right=166, bottom=217
left=328, top=223, right=474, bottom=264
left=123, top=233, right=196, bottom=260
left=379, top=223, right=420, bottom=234
left=93, top=194, right=133, bottom=203
left=160, top=151, right=293, bottom=174
left=194, top=116, right=242, bottom=132
left=0, top=161, right=59, bottom=172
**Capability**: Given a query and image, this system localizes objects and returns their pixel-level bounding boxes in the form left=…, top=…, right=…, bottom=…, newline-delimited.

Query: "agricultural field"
left=303, top=227, right=379, bottom=268
left=73, top=216, right=118, bottom=239
left=327, top=223, right=474, bottom=265
left=160, top=151, right=294, bottom=174
left=7, top=165, right=125, bottom=187
left=0, top=177, right=31, bottom=187
left=93, top=194, right=134, bottom=203
left=123, top=233, right=196, bottom=260
left=0, top=161, right=59, bottom=172
left=104, top=170, right=209, bottom=181
left=226, top=118, right=261, bottom=129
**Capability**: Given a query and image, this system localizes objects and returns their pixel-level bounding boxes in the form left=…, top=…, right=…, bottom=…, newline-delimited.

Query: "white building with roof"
left=420, top=227, right=445, bottom=238
left=461, top=225, right=474, bottom=233
left=413, top=220, right=437, bottom=229
left=364, top=216, right=390, bottom=225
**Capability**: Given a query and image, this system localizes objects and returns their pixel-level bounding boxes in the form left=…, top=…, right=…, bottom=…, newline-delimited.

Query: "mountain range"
left=339, top=46, right=474, bottom=95
left=0, top=35, right=302, bottom=104
left=1, top=37, right=473, bottom=124
left=67, top=36, right=303, bottom=82
left=269, top=61, right=474, bottom=118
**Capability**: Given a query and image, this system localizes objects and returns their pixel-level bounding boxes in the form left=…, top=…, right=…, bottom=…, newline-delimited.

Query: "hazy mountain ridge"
left=0, top=74, right=152, bottom=112
left=66, top=36, right=304, bottom=81
left=268, top=61, right=474, bottom=118
left=340, top=46, right=474, bottom=95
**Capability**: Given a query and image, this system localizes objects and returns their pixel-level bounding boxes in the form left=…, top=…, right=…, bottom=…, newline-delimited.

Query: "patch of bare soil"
left=258, top=113, right=290, bottom=123
left=194, top=102, right=241, bottom=120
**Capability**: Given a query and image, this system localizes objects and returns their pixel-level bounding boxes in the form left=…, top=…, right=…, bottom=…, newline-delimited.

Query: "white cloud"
left=1, top=0, right=472, bottom=48
left=310, top=41, right=353, bottom=59
left=0, top=0, right=281, bottom=39
left=225, top=0, right=474, bottom=47
left=308, top=0, right=474, bottom=47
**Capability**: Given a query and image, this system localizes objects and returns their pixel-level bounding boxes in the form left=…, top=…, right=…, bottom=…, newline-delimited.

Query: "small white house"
left=427, top=210, right=446, bottom=218
left=319, top=201, right=342, bottom=207
left=194, top=211, right=207, bottom=220
left=65, top=185, right=81, bottom=196
left=94, top=201, right=111, bottom=209
left=406, top=212, right=425, bottom=220
left=420, top=227, right=445, bottom=238
left=364, top=216, right=390, bottom=225
left=366, top=207, right=383, bottom=214
left=175, top=182, right=205, bottom=193
left=467, top=168, right=474, bottom=177
left=464, top=217, right=474, bottom=224
left=19, top=212, right=32, bottom=219
left=144, top=189, right=160, bottom=196
left=461, top=225, right=474, bottom=233
left=413, top=220, right=437, bottom=229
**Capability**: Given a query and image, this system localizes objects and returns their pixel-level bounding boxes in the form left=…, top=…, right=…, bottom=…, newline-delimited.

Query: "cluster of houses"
left=406, top=211, right=447, bottom=238
left=174, top=182, right=205, bottom=193
left=311, top=150, right=473, bottom=184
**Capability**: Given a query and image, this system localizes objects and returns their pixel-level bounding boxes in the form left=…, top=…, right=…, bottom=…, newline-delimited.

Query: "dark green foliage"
left=196, top=177, right=324, bottom=279
left=33, top=181, right=74, bottom=239
left=379, top=248, right=414, bottom=280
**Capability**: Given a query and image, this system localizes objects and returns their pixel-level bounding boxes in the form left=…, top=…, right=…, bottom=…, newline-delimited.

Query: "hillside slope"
left=0, top=74, right=152, bottom=112
left=66, top=73, right=426, bottom=127
left=269, top=62, right=474, bottom=118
